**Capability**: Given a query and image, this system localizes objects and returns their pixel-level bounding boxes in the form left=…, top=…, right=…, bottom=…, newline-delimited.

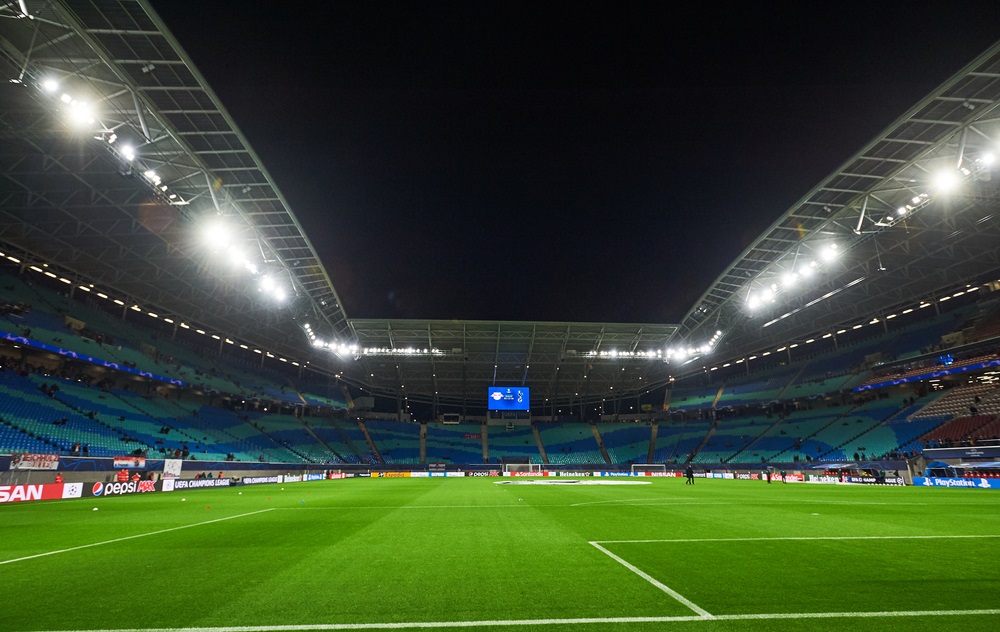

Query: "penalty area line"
left=594, top=534, right=1000, bottom=544
left=23, top=609, right=1000, bottom=631
left=588, top=541, right=712, bottom=617
left=0, top=508, right=274, bottom=566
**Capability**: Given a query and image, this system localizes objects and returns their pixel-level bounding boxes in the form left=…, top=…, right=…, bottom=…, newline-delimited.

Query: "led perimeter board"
left=487, top=387, right=530, bottom=411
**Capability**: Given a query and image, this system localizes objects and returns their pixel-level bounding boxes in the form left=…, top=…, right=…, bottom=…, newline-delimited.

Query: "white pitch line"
left=570, top=498, right=931, bottom=507
left=24, top=609, right=1000, bottom=631
left=588, top=541, right=712, bottom=618
left=594, top=534, right=1000, bottom=544
left=0, top=508, right=274, bottom=566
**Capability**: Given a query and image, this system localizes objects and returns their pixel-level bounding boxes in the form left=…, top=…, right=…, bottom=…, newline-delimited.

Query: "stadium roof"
left=0, top=0, right=351, bottom=361
left=670, top=40, right=1000, bottom=374
left=2, top=1, right=1000, bottom=411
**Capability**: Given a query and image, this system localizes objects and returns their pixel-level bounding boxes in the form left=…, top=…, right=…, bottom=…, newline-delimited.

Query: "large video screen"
left=487, top=386, right=530, bottom=411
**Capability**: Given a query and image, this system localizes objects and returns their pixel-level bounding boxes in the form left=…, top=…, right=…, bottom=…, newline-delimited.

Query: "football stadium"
left=1, top=3, right=1000, bottom=631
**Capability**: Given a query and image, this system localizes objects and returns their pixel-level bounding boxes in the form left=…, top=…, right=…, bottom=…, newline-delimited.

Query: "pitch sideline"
left=0, top=508, right=275, bottom=566
left=25, top=608, right=1000, bottom=631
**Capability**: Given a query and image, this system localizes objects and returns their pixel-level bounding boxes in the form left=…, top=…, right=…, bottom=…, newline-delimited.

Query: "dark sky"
left=150, top=2, right=1000, bottom=324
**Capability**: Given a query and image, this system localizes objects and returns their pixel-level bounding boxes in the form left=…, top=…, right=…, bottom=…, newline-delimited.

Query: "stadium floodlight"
left=200, top=218, right=233, bottom=251
left=41, top=78, right=58, bottom=93
left=67, top=100, right=95, bottom=127
left=781, top=272, right=797, bottom=288
left=981, top=152, right=995, bottom=166
left=820, top=244, right=838, bottom=262
left=121, top=146, right=135, bottom=161
left=932, top=169, right=960, bottom=193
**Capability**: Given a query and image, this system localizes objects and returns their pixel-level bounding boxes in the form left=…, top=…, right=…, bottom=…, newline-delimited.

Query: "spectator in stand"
left=116, top=469, right=129, bottom=483
left=130, top=472, right=141, bottom=482
left=54, top=472, right=63, bottom=484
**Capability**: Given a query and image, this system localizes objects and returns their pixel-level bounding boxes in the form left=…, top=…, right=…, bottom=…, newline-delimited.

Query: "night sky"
left=150, top=2, right=1000, bottom=324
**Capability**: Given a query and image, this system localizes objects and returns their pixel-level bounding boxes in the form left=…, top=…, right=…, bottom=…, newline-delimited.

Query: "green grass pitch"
left=2, top=477, right=999, bottom=632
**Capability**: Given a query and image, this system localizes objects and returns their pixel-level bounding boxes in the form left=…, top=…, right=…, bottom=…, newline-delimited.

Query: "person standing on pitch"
left=685, top=464, right=695, bottom=485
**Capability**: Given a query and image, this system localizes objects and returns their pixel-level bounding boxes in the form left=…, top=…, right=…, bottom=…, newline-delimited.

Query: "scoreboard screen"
left=487, top=387, right=530, bottom=411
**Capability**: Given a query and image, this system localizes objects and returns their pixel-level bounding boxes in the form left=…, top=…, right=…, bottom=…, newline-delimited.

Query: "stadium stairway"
left=724, top=416, right=785, bottom=463
left=356, top=421, right=385, bottom=464
left=532, top=423, right=548, bottom=464
left=590, top=423, right=612, bottom=465
left=687, top=422, right=717, bottom=463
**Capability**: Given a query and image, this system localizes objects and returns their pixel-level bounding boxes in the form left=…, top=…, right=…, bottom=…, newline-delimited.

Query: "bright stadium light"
left=933, top=169, right=960, bottom=193
left=200, top=218, right=233, bottom=251
left=226, top=245, right=245, bottom=267
left=41, top=78, right=58, bottom=93
left=781, top=272, right=797, bottom=288
left=820, top=244, right=838, bottom=262
left=67, top=100, right=95, bottom=127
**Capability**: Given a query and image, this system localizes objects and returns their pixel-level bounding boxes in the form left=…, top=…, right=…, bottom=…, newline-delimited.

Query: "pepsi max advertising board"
left=487, top=387, right=530, bottom=411
left=86, top=480, right=160, bottom=497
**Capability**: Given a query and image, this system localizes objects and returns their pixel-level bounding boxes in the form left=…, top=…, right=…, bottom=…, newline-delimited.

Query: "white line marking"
left=595, top=534, right=1000, bottom=544
left=588, top=541, right=712, bottom=618
left=570, top=498, right=931, bottom=507
left=0, top=508, right=274, bottom=566
left=25, top=609, right=1000, bottom=631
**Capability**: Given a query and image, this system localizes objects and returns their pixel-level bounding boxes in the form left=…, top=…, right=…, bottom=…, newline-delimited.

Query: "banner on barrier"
left=1, top=484, right=52, bottom=503
left=241, top=476, right=282, bottom=485
left=113, top=456, right=146, bottom=470
left=165, top=478, right=231, bottom=491
left=162, top=459, right=183, bottom=479
left=914, top=476, right=999, bottom=489
left=843, top=475, right=906, bottom=486
left=87, top=480, right=158, bottom=497
left=705, top=472, right=737, bottom=480
left=778, top=473, right=804, bottom=482
left=0, top=482, right=83, bottom=503
left=282, top=475, right=303, bottom=483
left=806, top=475, right=841, bottom=484
left=9, top=453, right=59, bottom=471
